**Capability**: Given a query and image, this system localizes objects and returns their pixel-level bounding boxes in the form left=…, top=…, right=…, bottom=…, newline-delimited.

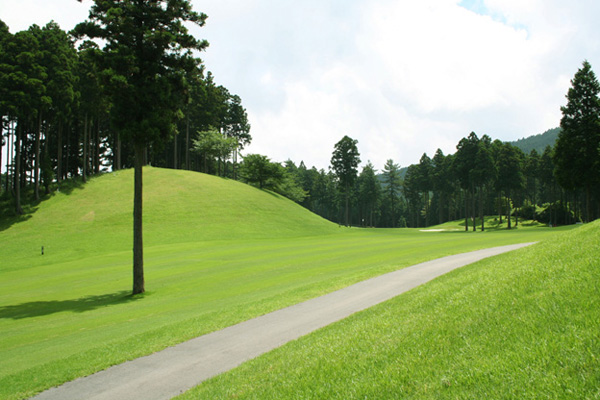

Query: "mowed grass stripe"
left=177, top=221, right=599, bottom=400
left=0, top=168, right=578, bottom=399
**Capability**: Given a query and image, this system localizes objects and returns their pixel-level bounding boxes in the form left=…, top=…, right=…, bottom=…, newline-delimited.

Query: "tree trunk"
left=116, top=133, right=122, bottom=170
left=6, top=121, right=13, bottom=193
left=585, top=186, right=591, bottom=223
left=471, top=186, right=476, bottom=232
left=507, top=195, right=512, bottom=229
left=95, top=120, right=100, bottom=174
left=173, top=134, right=177, bottom=169
left=464, top=189, right=469, bottom=231
left=14, top=122, right=23, bottom=215
left=480, top=186, right=485, bottom=232
left=185, top=114, right=190, bottom=170
left=34, top=112, right=42, bottom=201
left=0, top=119, right=3, bottom=193
left=133, top=142, right=145, bottom=295
left=57, top=121, right=63, bottom=183
left=83, top=113, right=88, bottom=183
left=345, top=185, right=350, bottom=227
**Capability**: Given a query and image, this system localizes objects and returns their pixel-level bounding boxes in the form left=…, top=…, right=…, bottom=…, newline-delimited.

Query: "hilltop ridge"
left=1, top=167, right=337, bottom=271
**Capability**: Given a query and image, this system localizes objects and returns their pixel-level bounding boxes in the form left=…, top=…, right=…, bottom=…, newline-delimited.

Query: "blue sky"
left=2, top=0, right=599, bottom=171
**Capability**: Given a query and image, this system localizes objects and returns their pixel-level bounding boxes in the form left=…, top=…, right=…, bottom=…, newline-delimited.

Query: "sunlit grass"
left=178, top=221, right=599, bottom=400
left=0, top=168, right=579, bottom=399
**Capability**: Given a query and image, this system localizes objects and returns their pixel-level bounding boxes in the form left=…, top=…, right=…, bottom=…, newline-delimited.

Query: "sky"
left=1, top=0, right=599, bottom=171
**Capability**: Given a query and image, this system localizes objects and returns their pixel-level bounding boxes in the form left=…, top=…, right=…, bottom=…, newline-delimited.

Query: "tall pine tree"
left=75, top=0, right=208, bottom=294
left=554, top=60, right=600, bottom=222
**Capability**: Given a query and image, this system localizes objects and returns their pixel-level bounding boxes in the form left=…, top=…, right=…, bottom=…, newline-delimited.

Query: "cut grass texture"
left=178, top=220, right=599, bottom=400
left=0, top=168, right=578, bottom=399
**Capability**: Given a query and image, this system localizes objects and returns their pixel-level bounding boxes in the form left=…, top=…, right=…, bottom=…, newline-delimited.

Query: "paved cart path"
left=32, top=242, right=534, bottom=400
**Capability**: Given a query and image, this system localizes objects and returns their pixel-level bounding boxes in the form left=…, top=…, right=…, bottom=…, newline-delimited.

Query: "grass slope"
left=1, top=167, right=338, bottom=273
left=180, top=221, right=600, bottom=400
left=0, top=168, right=578, bottom=399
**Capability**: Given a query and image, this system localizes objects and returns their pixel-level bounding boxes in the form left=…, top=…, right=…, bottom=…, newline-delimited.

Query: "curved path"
left=32, top=243, right=534, bottom=400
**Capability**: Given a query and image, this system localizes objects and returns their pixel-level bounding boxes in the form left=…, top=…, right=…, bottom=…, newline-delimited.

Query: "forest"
left=1, top=16, right=599, bottom=230
left=0, top=18, right=250, bottom=211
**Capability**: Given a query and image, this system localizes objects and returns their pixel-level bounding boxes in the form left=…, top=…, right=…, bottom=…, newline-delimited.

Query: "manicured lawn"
left=178, top=221, right=599, bottom=400
left=0, top=168, right=579, bottom=399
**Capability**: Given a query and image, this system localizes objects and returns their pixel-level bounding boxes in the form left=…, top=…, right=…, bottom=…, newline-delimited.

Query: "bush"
left=538, top=201, right=577, bottom=225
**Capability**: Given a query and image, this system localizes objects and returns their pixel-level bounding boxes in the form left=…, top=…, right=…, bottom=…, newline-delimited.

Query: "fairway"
left=0, top=168, right=579, bottom=400
left=180, top=220, right=600, bottom=400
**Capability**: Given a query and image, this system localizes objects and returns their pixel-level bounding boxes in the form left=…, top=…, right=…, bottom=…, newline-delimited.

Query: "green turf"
left=0, top=168, right=579, bottom=399
left=178, top=220, right=599, bottom=400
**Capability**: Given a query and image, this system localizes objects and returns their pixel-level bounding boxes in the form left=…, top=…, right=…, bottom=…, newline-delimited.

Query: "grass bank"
left=179, top=221, right=599, bottom=399
left=0, top=168, right=580, bottom=399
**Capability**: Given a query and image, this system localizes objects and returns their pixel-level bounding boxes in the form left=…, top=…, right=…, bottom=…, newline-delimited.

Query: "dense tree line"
left=281, top=135, right=569, bottom=229
left=0, top=16, right=250, bottom=214
left=279, top=62, right=600, bottom=227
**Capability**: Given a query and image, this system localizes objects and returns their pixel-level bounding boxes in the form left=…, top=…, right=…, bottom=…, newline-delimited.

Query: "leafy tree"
left=1, top=28, right=48, bottom=214
left=240, top=153, right=284, bottom=190
left=32, top=22, right=78, bottom=192
left=357, top=162, right=380, bottom=227
left=403, top=164, right=422, bottom=227
left=330, top=135, right=360, bottom=226
left=524, top=149, right=540, bottom=209
left=453, top=132, right=479, bottom=230
left=554, top=60, right=600, bottom=221
left=495, top=143, right=525, bottom=229
left=74, top=0, right=208, bottom=294
left=472, top=135, right=495, bottom=231
left=415, top=153, right=433, bottom=227
left=431, top=149, right=455, bottom=225
left=381, top=159, right=401, bottom=227
left=192, top=127, right=237, bottom=175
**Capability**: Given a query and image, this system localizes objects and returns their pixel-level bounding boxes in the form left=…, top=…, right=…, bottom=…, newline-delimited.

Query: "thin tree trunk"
left=472, top=186, right=476, bottom=232
left=116, top=134, right=122, bottom=170
left=83, top=113, right=88, bottom=183
left=185, top=114, right=190, bottom=170
left=133, top=141, right=145, bottom=295
left=173, top=134, right=177, bottom=169
left=6, top=121, right=13, bottom=193
left=345, top=186, right=350, bottom=227
left=95, top=120, right=100, bottom=174
left=57, top=121, right=63, bottom=183
left=464, top=189, right=469, bottom=231
left=480, top=186, right=485, bottom=232
left=0, top=118, right=3, bottom=193
left=14, top=121, right=23, bottom=215
left=34, top=112, right=42, bottom=200
left=507, top=195, right=512, bottom=229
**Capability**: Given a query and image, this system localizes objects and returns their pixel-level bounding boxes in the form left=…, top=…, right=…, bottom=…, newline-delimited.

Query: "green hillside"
left=1, top=167, right=337, bottom=272
left=0, top=168, right=577, bottom=399
left=508, top=127, right=560, bottom=154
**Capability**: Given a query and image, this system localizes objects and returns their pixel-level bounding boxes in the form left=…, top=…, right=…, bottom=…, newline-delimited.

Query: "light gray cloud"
left=2, top=0, right=599, bottom=171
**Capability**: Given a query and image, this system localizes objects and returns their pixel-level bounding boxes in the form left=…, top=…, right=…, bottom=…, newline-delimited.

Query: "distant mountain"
left=377, top=127, right=560, bottom=182
left=508, top=127, right=560, bottom=154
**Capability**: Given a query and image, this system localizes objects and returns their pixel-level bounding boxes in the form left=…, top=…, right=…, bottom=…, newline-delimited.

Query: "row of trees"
left=0, top=17, right=250, bottom=213
left=273, top=61, right=600, bottom=227
left=279, top=136, right=568, bottom=229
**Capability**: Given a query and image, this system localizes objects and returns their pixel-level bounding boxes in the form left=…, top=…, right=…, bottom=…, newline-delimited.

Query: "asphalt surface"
left=31, top=242, right=534, bottom=400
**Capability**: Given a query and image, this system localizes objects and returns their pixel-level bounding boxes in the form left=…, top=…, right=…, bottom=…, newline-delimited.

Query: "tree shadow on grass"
left=0, top=290, right=144, bottom=320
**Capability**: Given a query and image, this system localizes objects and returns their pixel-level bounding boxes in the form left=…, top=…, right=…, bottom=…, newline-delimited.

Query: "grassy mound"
left=181, top=221, right=600, bottom=399
left=1, top=167, right=337, bottom=272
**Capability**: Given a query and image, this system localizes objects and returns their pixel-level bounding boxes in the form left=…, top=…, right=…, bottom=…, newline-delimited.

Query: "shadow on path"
left=0, top=290, right=143, bottom=320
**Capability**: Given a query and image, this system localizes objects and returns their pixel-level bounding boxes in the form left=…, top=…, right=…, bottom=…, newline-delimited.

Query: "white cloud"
left=2, top=0, right=599, bottom=170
